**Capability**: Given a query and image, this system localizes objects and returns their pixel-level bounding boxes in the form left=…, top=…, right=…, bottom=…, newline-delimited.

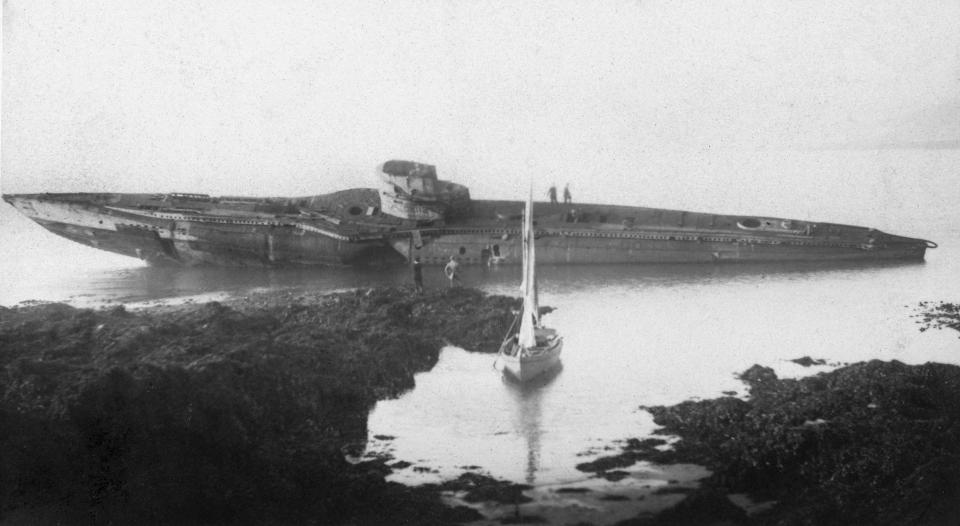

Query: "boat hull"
left=401, top=229, right=928, bottom=266
left=2, top=193, right=404, bottom=267
left=495, top=338, right=563, bottom=383
left=3, top=189, right=934, bottom=267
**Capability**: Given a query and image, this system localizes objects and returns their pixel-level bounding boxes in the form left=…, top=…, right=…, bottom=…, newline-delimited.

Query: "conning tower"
left=377, top=160, right=470, bottom=222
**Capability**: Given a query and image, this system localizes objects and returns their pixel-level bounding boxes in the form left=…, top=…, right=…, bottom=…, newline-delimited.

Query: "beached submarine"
left=2, top=160, right=937, bottom=267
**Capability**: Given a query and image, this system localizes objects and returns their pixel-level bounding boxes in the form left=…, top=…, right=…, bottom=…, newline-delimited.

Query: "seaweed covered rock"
left=790, top=356, right=827, bottom=367
left=576, top=438, right=679, bottom=475
left=636, top=361, right=960, bottom=525
left=0, top=288, right=518, bottom=524
left=617, top=488, right=747, bottom=526
left=914, top=301, right=960, bottom=337
left=434, top=472, right=533, bottom=504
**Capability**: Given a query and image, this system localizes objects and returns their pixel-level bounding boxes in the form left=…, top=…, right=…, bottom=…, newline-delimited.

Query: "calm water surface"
left=364, top=247, right=960, bottom=480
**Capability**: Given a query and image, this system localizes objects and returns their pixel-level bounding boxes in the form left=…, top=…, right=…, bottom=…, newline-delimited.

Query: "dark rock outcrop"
left=602, top=360, right=960, bottom=525
left=0, top=287, right=517, bottom=524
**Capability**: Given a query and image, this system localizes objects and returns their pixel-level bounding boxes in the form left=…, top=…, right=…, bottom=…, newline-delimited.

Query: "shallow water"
left=364, top=243, right=960, bottom=482
left=360, top=237, right=960, bottom=522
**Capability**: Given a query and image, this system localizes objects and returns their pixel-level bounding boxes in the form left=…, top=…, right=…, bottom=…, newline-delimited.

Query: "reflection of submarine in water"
left=3, top=160, right=937, bottom=267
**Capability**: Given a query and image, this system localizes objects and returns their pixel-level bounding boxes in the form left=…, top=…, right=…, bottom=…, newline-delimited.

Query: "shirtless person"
left=443, top=256, right=462, bottom=288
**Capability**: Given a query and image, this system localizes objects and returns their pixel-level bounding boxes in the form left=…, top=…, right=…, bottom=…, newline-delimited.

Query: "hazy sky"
left=3, top=1, right=959, bottom=211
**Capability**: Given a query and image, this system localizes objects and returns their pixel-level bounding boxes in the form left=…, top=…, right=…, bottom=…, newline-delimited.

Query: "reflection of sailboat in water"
left=495, top=188, right=563, bottom=382
left=519, top=388, right=543, bottom=485
left=504, top=366, right=562, bottom=485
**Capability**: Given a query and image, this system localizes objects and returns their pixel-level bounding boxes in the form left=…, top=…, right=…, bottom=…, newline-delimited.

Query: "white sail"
left=493, top=185, right=562, bottom=382
left=518, top=187, right=538, bottom=348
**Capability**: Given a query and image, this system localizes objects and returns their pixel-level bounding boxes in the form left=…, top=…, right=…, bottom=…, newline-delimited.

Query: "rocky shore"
left=0, top=287, right=518, bottom=525
left=4, top=290, right=959, bottom=525
left=577, top=360, right=960, bottom=526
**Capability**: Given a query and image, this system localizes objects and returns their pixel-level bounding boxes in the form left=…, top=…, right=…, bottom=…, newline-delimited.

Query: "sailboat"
left=494, top=188, right=563, bottom=382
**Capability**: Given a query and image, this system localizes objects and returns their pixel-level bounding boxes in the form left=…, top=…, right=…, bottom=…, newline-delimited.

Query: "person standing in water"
left=412, top=256, right=423, bottom=294
left=443, top=255, right=462, bottom=288
left=480, top=245, right=492, bottom=267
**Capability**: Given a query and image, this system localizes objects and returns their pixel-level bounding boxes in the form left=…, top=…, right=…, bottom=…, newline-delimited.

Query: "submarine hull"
left=2, top=194, right=405, bottom=267
left=4, top=192, right=930, bottom=268
left=3, top=158, right=934, bottom=269
left=400, top=230, right=927, bottom=266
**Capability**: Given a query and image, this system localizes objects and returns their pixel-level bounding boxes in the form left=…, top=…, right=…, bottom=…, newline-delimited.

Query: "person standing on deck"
left=563, top=184, right=572, bottom=204
left=548, top=185, right=558, bottom=205
left=412, top=256, right=423, bottom=294
left=443, top=256, right=462, bottom=288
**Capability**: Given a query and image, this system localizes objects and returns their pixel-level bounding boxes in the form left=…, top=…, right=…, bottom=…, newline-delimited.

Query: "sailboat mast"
left=528, top=188, right=539, bottom=328
left=520, top=194, right=529, bottom=300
